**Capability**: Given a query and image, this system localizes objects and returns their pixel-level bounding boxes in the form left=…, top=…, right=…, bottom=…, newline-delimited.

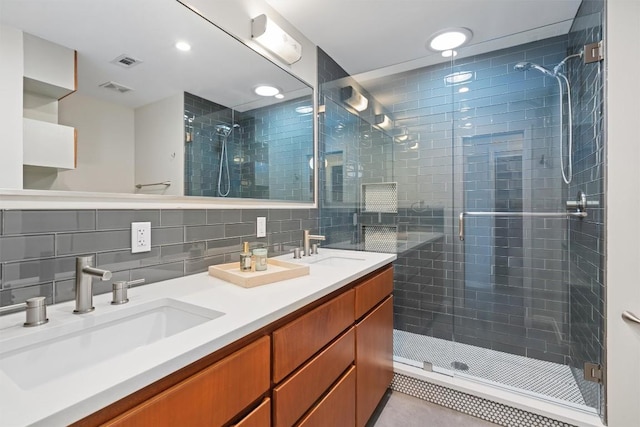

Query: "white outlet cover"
left=256, top=217, right=266, bottom=238
left=131, top=222, right=151, bottom=253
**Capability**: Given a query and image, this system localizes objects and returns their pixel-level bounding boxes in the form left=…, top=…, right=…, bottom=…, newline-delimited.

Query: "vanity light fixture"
left=251, top=14, right=302, bottom=65
left=374, top=114, right=392, bottom=129
left=427, top=28, right=472, bottom=52
left=254, top=85, right=280, bottom=97
left=175, top=41, right=191, bottom=52
left=341, top=86, right=368, bottom=112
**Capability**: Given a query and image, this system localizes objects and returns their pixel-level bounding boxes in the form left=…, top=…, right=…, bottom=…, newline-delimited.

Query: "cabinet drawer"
left=296, top=366, right=356, bottom=427
left=273, top=290, right=354, bottom=382
left=105, top=336, right=270, bottom=427
left=274, top=328, right=354, bottom=427
left=356, top=296, right=394, bottom=427
left=355, top=266, right=393, bottom=319
left=232, top=398, right=271, bottom=427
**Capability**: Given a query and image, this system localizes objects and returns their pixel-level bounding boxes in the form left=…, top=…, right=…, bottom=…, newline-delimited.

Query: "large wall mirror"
left=0, top=0, right=315, bottom=206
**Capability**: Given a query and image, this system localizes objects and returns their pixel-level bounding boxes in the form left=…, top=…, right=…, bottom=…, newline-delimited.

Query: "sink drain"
left=451, top=361, right=469, bottom=371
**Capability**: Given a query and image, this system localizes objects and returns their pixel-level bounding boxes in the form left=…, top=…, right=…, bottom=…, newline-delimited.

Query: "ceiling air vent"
left=99, top=81, right=134, bottom=94
left=110, top=54, right=143, bottom=68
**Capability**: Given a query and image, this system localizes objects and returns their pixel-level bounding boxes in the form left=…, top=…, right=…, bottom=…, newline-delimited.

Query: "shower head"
left=513, top=61, right=555, bottom=77
left=215, top=123, right=239, bottom=137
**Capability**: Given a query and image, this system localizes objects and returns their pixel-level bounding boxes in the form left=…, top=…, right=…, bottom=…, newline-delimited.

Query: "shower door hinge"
left=584, top=362, right=603, bottom=383
left=584, top=41, right=604, bottom=63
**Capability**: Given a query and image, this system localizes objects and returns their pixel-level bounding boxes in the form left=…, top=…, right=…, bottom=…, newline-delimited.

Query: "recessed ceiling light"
left=254, top=85, right=280, bottom=96
left=175, top=41, right=191, bottom=52
left=442, top=49, right=458, bottom=58
left=427, top=28, right=472, bottom=52
left=274, top=93, right=285, bottom=99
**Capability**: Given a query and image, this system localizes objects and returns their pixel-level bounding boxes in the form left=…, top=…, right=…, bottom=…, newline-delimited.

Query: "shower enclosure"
left=318, top=0, right=605, bottom=420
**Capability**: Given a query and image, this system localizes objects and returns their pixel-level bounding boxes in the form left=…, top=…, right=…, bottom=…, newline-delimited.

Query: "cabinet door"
left=105, top=336, right=270, bottom=427
left=273, top=290, right=354, bottom=382
left=296, top=366, right=356, bottom=427
left=355, top=296, right=393, bottom=427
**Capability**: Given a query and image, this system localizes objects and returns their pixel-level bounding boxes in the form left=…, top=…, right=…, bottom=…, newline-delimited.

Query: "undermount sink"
left=0, top=298, right=224, bottom=390
left=307, top=255, right=366, bottom=267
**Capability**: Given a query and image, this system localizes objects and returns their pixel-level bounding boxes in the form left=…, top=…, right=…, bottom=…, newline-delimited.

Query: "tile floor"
left=371, top=391, right=498, bottom=427
left=393, top=330, right=585, bottom=405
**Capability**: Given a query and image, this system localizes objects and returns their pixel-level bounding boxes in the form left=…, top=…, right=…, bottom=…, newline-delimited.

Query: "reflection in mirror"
left=0, top=0, right=314, bottom=203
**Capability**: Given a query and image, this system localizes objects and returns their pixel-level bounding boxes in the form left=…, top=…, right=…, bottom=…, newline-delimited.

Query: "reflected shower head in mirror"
left=513, top=61, right=556, bottom=77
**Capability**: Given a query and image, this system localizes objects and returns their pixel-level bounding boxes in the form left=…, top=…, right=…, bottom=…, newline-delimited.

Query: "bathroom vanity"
left=0, top=249, right=395, bottom=426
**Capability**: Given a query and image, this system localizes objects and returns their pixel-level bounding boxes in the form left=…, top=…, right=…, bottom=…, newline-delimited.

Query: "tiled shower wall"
left=0, top=208, right=318, bottom=307
left=567, top=0, right=605, bottom=410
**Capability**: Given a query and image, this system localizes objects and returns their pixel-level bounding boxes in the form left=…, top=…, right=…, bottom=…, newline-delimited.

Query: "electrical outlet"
left=256, top=217, right=266, bottom=238
left=131, top=222, right=151, bottom=253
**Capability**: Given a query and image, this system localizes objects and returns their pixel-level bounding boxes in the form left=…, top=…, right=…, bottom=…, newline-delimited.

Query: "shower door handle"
left=458, top=212, right=465, bottom=241
left=622, top=310, right=640, bottom=325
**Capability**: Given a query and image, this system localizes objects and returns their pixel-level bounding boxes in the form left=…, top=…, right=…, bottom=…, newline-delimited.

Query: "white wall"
left=605, top=0, right=640, bottom=425
left=32, top=92, right=137, bottom=193
left=134, top=93, right=184, bottom=196
left=0, top=25, right=24, bottom=189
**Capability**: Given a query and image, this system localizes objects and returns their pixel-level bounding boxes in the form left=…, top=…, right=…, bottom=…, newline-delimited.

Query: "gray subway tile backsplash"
left=56, top=230, right=131, bottom=255
left=3, top=210, right=95, bottom=235
left=0, top=208, right=318, bottom=308
left=0, top=235, right=55, bottom=262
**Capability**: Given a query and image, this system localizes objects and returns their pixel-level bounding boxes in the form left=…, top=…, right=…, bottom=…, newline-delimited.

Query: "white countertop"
left=0, top=249, right=395, bottom=427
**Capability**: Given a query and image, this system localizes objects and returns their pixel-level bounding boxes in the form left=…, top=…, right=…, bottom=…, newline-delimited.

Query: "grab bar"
left=458, top=211, right=588, bottom=241
left=135, top=181, right=171, bottom=189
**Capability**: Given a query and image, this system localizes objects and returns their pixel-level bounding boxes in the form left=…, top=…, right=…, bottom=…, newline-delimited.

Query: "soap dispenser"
left=240, top=241, right=252, bottom=272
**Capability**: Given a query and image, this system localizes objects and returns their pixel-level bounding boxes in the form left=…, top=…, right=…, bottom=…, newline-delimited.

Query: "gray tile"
left=184, top=255, right=225, bottom=274
left=160, top=242, right=206, bottom=262
left=0, top=235, right=55, bottom=262
left=185, top=224, right=224, bottom=242
left=268, top=209, right=291, bottom=220
left=206, top=209, right=237, bottom=225
left=206, top=237, right=241, bottom=257
left=56, top=230, right=130, bottom=255
left=153, top=227, right=185, bottom=246
left=96, top=210, right=160, bottom=230
left=96, top=248, right=162, bottom=272
left=2, top=256, right=77, bottom=289
left=130, top=261, right=184, bottom=284
left=224, top=222, right=254, bottom=238
left=241, top=209, right=268, bottom=222
left=160, top=210, right=206, bottom=226
left=2, top=210, right=96, bottom=235
left=0, top=282, right=53, bottom=308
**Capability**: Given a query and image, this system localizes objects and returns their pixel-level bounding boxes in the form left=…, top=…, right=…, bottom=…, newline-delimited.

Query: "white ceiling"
left=0, top=0, right=310, bottom=110
left=266, top=0, right=582, bottom=76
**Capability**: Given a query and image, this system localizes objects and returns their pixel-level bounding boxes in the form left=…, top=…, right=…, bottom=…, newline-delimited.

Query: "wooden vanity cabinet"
left=89, top=264, right=393, bottom=427
left=103, top=336, right=270, bottom=427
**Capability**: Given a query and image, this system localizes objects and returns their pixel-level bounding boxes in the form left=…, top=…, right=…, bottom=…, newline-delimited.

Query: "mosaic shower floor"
left=393, top=329, right=586, bottom=406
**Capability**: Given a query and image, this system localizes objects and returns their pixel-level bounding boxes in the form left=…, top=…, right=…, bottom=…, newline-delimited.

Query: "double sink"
left=0, top=251, right=366, bottom=392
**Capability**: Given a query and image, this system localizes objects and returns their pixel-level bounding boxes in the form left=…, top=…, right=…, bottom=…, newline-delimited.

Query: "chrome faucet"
left=74, top=255, right=112, bottom=314
left=303, top=230, right=325, bottom=256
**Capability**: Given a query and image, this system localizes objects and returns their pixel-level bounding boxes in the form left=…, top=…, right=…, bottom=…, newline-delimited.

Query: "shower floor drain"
left=451, top=361, right=469, bottom=371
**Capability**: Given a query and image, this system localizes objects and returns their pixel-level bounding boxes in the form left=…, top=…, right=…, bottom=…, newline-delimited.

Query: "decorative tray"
left=208, top=258, right=310, bottom=288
